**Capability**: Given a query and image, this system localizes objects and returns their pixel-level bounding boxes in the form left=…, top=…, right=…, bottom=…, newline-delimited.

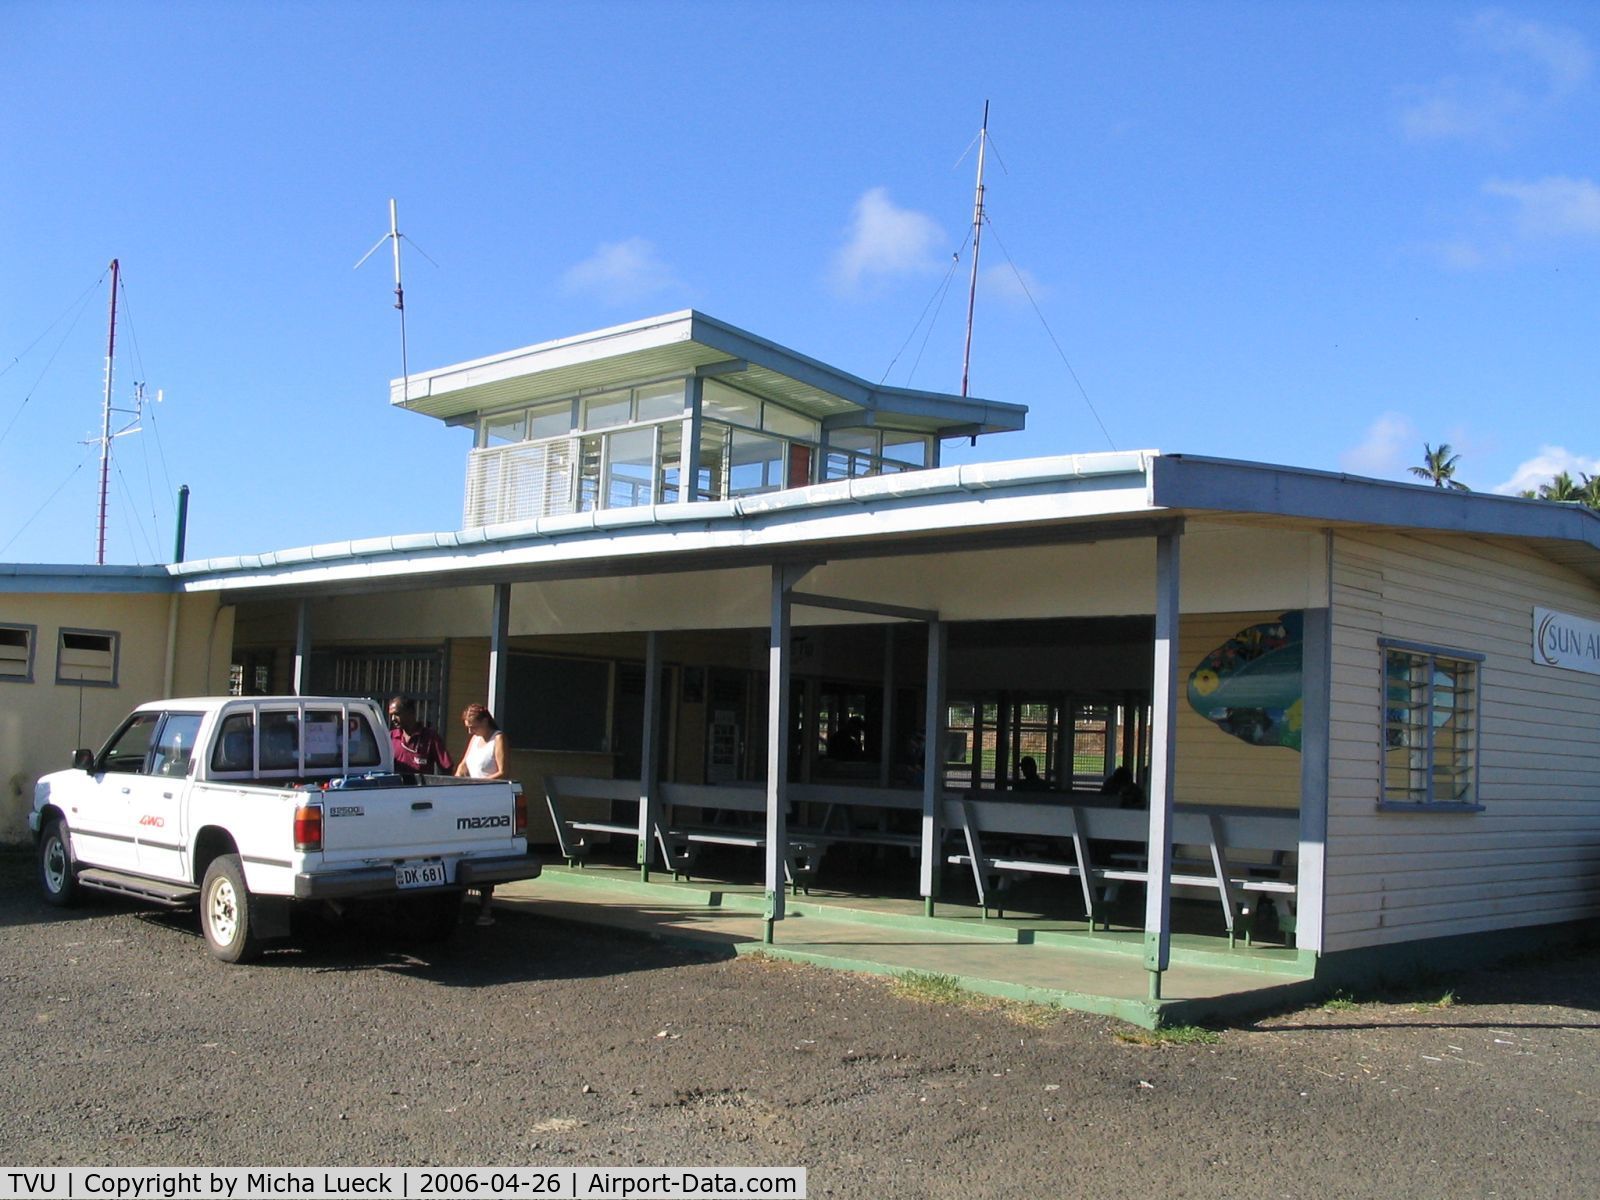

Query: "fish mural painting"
left=1187, top=612, right=1304, bottom=751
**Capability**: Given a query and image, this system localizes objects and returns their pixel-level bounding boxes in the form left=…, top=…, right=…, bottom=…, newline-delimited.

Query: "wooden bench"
left=942, top=797, right=1299, bottom=945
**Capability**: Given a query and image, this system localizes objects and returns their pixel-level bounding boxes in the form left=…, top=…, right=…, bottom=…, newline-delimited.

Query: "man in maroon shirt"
left=387, top=696, right=454, bottom=778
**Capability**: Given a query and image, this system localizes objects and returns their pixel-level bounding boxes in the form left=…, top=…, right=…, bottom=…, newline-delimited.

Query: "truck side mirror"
left=72, top=748, right=94, bottom=772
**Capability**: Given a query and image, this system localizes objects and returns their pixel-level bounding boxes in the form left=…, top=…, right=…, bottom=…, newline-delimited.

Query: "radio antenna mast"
left=960, top=101, right=990, bottom=399
left=356, top=198, right=436, bottom=403
left=95, top=259, right=120, bottom=564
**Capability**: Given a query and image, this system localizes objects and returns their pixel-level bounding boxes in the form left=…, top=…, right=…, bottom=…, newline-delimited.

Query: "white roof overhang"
left=389, top=310, right=1028, bottom=437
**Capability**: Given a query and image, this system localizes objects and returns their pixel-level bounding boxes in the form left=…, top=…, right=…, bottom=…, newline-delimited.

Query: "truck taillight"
left=294, top=804, right=323, bottom=852
left=514, top=792, right=527, bottom=837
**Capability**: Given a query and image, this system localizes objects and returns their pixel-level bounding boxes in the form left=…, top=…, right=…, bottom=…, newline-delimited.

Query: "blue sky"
left=4, top=1, right=1599, bottom=564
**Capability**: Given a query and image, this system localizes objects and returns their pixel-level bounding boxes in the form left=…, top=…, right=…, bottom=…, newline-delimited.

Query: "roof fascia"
left=0, top=563, right=176, bottom=595
left=1152, top=454, right=1600, bottom=549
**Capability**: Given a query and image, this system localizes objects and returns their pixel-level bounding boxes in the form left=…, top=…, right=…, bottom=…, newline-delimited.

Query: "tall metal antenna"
left=95, top=260, right=120, bottom=565
left=960, top=101, right=990, bottom=399
left=356, top=198, right=435, bottom=403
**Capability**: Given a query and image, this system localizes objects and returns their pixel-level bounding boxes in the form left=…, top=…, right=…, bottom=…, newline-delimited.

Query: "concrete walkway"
left=494, top=865, right=1318, bottom=1028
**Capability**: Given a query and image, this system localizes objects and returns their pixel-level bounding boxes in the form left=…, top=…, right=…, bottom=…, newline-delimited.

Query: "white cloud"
left=560, top=238, right=680, bottom=305
left=1398, top=10, right=1591, bottom=144
left=978, top=263, right=1047, bottom=305
left=1484, top=176, right=1600, bottom=239
left=830, top=187, right=947, bottom=293
left=1493, top=446, right=1600, bottom=495
left=1341, top=412, right=1418, bottom=478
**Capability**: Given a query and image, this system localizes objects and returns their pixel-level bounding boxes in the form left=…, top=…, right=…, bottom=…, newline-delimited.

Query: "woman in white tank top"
left=455, top=702, right=507, bottom=923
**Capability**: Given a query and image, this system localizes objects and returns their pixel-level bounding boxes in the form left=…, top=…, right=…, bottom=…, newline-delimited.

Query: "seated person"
left=1013, top=755, right=1048, bottom=792
left=1101, top=765, right=1145, bottom=808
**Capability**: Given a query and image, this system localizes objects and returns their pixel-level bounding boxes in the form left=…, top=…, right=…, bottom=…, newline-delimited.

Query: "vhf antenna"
left=355, top=199, right=436, bottom=403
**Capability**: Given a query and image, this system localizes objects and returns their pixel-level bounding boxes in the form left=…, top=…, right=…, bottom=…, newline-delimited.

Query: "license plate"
left=395, top=861, right=447, bottom=890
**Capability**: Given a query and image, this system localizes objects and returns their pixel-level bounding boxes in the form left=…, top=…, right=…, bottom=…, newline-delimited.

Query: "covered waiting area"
left=183, top=452, right=1329, bottom=999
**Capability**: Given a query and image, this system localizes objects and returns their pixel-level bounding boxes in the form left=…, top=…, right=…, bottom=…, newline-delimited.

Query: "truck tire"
left=201, top=854, right=263, bottom=963
left=38, top=818, right=80, bottom=907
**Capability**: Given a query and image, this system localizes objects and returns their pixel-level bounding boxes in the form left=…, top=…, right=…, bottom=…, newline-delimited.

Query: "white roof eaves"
left=170, top=451, right=1160, bottom=594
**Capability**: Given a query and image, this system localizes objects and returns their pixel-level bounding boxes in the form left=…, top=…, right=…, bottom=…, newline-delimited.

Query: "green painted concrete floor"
left=493, top=864, right=1318, bottom=1028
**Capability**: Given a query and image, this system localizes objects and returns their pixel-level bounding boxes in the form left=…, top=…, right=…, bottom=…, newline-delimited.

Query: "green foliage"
left=1408, top=443, right=1469, bottom=491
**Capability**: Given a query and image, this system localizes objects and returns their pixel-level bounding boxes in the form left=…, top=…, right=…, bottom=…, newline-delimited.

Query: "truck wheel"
left=407, top=891, right=465, bottom=943
left=201, top=854, right=263, bottom=963
left=38, top=818, right=80, bottom=907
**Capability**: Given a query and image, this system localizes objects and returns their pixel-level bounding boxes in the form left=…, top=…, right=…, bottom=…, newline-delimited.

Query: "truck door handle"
left=120, top=787, right=131, bottom=795
left=162, top=792, right=173, bottom=800
left=411, top=801, right=433, bottom=811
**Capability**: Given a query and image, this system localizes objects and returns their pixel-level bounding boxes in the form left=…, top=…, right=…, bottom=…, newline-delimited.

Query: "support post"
left=487, top=583, right=511, bottom=721
left=1297, top=605, right=1331, bottom=955
left=764, top=565, right=801, bottom=942
left=639, top=631, right=662, bottom=882
left=1143, top=532, right=1181, bottom=999
left=919, top=618, right=947, bottom=917
left=292, top=600, right=311, bottom=696
left=879, top=626, right=897, bottom=788
left=680, top=377, right=704, bottom=503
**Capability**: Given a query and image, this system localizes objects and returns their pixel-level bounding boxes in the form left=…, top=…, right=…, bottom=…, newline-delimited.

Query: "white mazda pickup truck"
left=30, top=695, right=540, bottom=962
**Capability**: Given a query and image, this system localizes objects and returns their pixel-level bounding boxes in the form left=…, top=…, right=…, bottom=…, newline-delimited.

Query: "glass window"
left=528, top=400, right=574, bottom=440
left=100, top=712, right=161, bottom=774
left=1382, top=644, right=1480, bottom=807
left=0, top=624, right=34, bottom=683
left=703, top=381, right=761, bottom=429
left=347, top=712, right=383, bottom=768
left=829, top=429, right=878, bottom=455
left=482, top=411, right=525, bottom=447
left=57, top=628, right=119, bottom=687
left=763, top=403, right=818, bottom=440
left=606, top=427, right=657, bottom=508
left=211, top=713, right=256, bottom=773
left=728, top=430, right=785, bottom=497
left=151, top=713, right=204, bottom=778
left=881, top=430, right=928, bottom=467
left=260, top=711, right=301, bottom=771
left=576, top=435, right=603, bottom=512
left=635, top=380, right=685, bottom=422
left=697, top=425, right=728, bottom=501
left=582, top=391, right=632, bottom=430
left=304, top=709, right=345, bottom=769
left=658, top=422, right=683, bottom=503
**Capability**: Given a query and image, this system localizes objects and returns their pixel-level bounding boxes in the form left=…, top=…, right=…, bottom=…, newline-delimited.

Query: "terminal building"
left=6, top=311, right=1599, bottom=1022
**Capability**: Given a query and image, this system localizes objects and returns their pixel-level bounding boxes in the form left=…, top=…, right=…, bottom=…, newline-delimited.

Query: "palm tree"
left=1580, top=473, right=1600, bottom=510
left=1409, top=443, right=1469, bottom=491
left=1539, top=471, right=1582, bottom=502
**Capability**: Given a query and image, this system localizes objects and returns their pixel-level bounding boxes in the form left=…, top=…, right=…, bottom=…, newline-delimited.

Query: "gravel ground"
left=1, top=846, right=1596, bottom=1199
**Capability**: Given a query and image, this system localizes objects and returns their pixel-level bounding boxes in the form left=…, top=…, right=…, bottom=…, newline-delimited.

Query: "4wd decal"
left=328, top=805, right=365, bottom=817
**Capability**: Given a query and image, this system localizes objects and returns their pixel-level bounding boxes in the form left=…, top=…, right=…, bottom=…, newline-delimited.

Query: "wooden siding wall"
left=1326, top=531, right=1600, bottom=952
left=1174, top=612, right=1303, bottom=810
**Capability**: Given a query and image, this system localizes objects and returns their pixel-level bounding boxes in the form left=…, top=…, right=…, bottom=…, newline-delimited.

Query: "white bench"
left=942, top=797, right=1298, bottom=945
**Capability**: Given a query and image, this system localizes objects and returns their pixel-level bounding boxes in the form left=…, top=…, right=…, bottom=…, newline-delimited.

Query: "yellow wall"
left=0, top=591, right=234, bottom=842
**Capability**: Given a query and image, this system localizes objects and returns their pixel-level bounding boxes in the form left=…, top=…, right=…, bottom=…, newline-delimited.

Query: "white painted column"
left=638, top=631, right=662, bottom=882
left=1297, top=606, right=1330, bottom=956
left=763, top=566, right=797, bottom=942
left=1143, top=532, right=1181, bottom=999
left=486, top=583, right=511, bottom=721
left=292, top=600, right=311, bottom=696
left=919, top=618, right=947, bottom=916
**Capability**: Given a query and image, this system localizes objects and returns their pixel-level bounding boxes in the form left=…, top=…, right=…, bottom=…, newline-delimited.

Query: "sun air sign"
left=1534, top=607, right=1600, bottom=676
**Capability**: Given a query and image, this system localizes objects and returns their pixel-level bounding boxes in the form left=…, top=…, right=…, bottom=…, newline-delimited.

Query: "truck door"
left=136, top=712, right=203, bottom=879
left=75, top=711, right=162, bottom=873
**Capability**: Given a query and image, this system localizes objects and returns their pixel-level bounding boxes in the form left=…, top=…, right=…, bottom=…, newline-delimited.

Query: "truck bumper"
left=293, top=854, right=542, bottom=900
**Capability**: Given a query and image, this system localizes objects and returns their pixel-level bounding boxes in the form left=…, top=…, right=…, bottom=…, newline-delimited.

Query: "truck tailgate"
left=317, top=778, right=521, bottom=863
